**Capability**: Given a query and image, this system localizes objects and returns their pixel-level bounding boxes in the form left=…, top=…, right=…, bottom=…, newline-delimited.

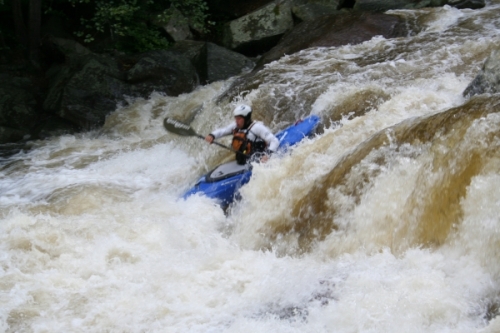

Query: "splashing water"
left=2, top=2, right=500, bottom=332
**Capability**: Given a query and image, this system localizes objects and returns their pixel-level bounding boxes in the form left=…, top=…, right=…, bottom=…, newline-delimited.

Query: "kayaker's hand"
left=260, top=150, right=273, bottom=163
left=205, top=134, right=214, bottom=144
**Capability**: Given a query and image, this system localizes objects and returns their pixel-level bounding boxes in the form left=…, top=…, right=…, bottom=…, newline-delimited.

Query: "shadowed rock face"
left=0, top=74, right=40, bottom=143
left=172, top=41, right=256, bottom=84
left=43, top=49, right=199, bottom=130
left=206, top=43, right=256, bottom=83
left=0, top=1, right=487, bottom=145
left=0, top=36, right=257, bottom=144
left=463, top=49, right=500, bottom=98
left=125, top=50, right=199, bottom=97
left=256, top=11, right=407, bottom=69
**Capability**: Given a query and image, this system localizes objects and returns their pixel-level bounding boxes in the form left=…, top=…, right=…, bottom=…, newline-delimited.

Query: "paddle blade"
left=163, top=117, right=197, bottom=137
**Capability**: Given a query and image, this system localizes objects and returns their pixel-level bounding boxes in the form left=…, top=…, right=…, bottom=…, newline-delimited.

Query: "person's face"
left=235, top=116, right=245, bottom=129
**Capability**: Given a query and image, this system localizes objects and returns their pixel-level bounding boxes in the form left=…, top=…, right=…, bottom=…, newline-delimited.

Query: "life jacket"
left=232, top=122, right=266, bottom=164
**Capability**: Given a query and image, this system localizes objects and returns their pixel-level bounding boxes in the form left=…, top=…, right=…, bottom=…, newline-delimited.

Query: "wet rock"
left=43, top=48, right=130, bottom=129
left=206, top=43, right=255, bottom=83
left=43, top=38, right=199, bottom=130
left=172, top=41, right=255, bottom=84
left=256, top=11, right=406, bottom=69
left=223, top=1, right=294, bottom=55
left=42, top=37, right=253, bottom=132
left=463, top=49, right=500, bottom=98
left=125, top=50, right=199, bottom=96
left=171, top=41, right=209, bottom=83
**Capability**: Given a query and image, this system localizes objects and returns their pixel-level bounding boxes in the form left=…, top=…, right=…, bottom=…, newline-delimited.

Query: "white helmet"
left=233, top=104, right=252, bottom=117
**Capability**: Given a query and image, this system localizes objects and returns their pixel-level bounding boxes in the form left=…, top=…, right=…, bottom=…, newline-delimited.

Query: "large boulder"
left=42, top=37, right=253, bottom=131
left=0, top=69, right=75, bottom=144
left=42, top=38, right=122, bottom=112
left=125, top=50, right=199, bottom=96
left=171, top=41, right=209, bottom=83
left=0, top=36, right=254, bottom=143
left=206, top=43, right=255, bottom=82
left=172, top=41, right=255, bottom=84
left=463, top=49, right=500, bottom=98
left=256, top=11, right=406, bottom=69
left=43, top=38, right=199, bottom=130
left=43, top=39, right=130, bottom=129
left=56, top=56, right=132, bottom=128
left=222, top=0, right=295, bottom=55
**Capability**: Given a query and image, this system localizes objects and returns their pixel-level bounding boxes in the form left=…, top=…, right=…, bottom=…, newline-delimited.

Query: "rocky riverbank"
left=0, top=0, right=486, bottom=145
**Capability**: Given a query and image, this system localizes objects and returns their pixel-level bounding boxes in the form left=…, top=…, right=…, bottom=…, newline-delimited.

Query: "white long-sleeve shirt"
left=210, top=121, right=280, bottom=152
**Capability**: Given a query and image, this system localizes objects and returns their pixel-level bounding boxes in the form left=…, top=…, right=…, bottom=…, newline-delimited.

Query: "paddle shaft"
left=164, top=117, right=249, bottom=157
left=192, top=133, right=237, bottom=152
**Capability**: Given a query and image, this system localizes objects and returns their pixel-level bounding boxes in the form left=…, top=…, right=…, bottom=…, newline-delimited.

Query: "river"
left=2, top=2, right=500, bottom=332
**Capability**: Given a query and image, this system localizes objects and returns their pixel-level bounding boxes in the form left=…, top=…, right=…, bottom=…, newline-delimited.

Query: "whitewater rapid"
left=2, top=2, right=500, bottom=332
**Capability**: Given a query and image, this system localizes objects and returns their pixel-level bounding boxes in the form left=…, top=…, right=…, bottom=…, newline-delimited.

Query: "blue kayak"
left=183, top=115, right=321, bottom=208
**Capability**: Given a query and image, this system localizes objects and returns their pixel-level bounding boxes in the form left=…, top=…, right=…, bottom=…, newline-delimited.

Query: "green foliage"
left=62, top=0, right=212, bottom=53
left=114, top=21, right=170, bottom=53
left=169, top=0, right=212, bottom=33
left=67, top=0, right=162, bottom=52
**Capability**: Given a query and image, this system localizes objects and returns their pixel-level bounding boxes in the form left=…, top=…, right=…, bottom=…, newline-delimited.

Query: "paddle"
left=163, top=117, right=249, bottom=157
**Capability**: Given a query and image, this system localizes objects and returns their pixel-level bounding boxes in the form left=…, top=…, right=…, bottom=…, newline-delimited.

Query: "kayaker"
left=205, top=104, right=280, bottom=165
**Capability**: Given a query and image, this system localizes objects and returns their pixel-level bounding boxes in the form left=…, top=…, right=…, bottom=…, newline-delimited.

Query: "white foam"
left=2, top=3, right=500, bottom=332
